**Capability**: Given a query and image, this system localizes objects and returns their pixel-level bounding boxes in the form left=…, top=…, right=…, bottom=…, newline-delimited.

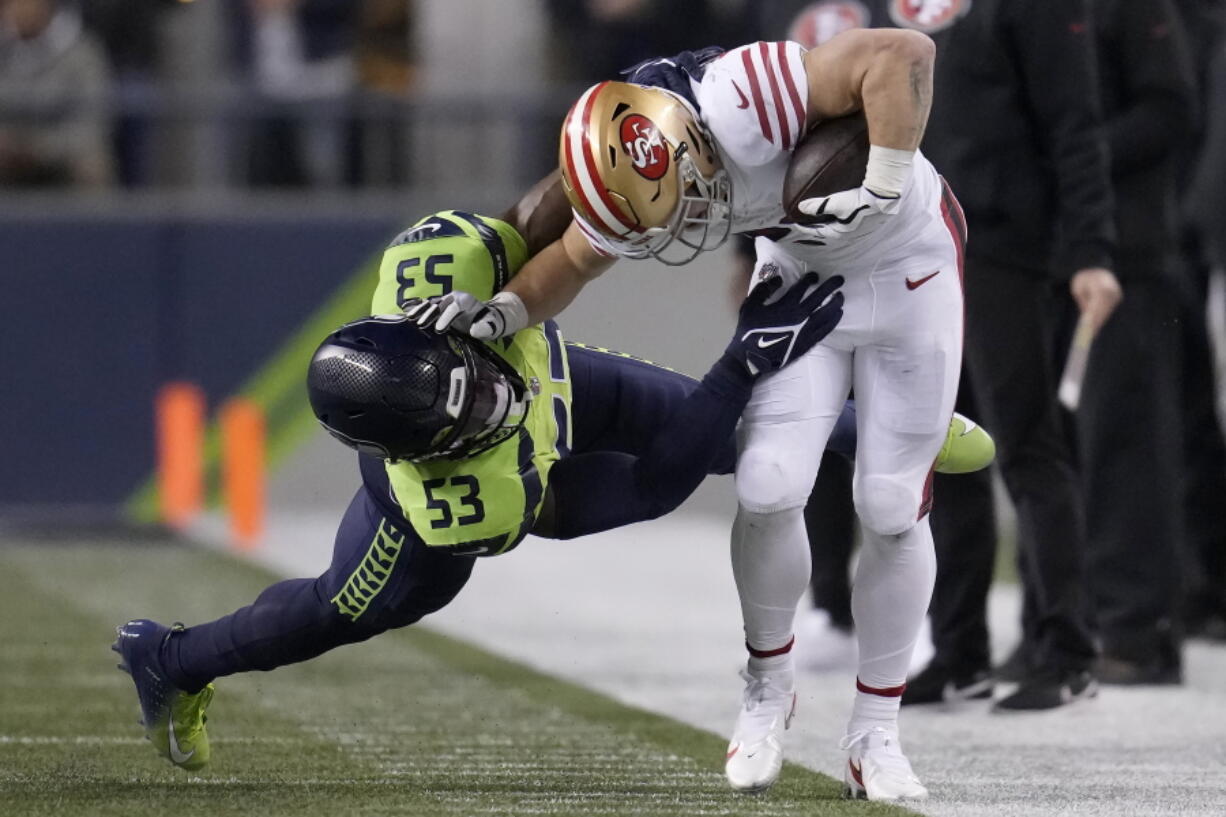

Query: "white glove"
left=402, top=290, right=529, bottom=340
left=794, top=185, right=901, bottom=245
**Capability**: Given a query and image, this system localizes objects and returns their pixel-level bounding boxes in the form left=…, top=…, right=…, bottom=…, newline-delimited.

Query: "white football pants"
left=732, top=211, right=963, bottom=690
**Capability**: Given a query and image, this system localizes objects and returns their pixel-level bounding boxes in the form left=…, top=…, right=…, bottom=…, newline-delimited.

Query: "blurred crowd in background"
left=0, top=0, right=754, bottom=191
left=4, top=0, right=1226, bottom=699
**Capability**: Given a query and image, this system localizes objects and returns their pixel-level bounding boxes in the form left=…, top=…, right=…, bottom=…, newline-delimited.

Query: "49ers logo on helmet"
left=620, top=114, right=669, bottom=181
left=889, top=0, right=970, bottom=34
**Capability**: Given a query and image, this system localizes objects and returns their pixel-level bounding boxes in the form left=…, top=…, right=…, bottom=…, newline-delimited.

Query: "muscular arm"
left=499, top=221, right=615, bottom=326
left=536, top=266, right=846, bottom=539
left=409, top=174, right=612, bottom=336
left=499, top=171, right=574, bottom=257
left=802, top=28, right=935, bottom=150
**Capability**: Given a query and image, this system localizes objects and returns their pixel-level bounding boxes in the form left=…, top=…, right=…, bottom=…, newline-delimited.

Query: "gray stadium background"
left=0, top=0, right=742, bottom=523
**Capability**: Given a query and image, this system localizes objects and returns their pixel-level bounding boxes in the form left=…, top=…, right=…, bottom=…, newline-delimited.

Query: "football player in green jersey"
left=113, top=198, right=992, bottom=772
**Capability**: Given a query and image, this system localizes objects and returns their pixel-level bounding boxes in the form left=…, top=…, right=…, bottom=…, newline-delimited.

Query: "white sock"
left=848, top=684, right=903, bottom=735
left=731, top=504, right=810, bottom=653
left=847, top=519, right=936, bottom=734
left=748, top=647, right=796, bottom=690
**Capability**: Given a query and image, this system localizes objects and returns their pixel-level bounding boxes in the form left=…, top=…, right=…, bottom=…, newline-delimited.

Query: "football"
left=782, top=112, right=870, bottom=224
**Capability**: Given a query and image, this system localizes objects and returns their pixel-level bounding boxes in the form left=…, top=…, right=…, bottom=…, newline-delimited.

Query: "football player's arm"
left=403, top=219, right=613, bottom=338
left=535, top=270, right=845, bottom=540
left=791, top=29, right=933, bottom=227
left=536, top=364, right=752, bottom=539
left=500, top=170, right=573, bottom=257
left=499, top=221, right=615, bottom=327
left=802, top=28, right=935, bottom=151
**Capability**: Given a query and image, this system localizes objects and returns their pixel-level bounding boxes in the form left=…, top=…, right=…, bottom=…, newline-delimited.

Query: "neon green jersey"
left=369, top=211, right=572, bottom=556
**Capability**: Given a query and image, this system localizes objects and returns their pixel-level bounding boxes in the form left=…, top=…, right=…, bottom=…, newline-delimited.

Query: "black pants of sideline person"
left=959, top=254, right=1097, bottom=674
left=1079, top=273, right=1185, bottom=671
left=1178, top=262, right=1226, bottom=634
left=927, top=373, right=998, bottom=676
left=805, top=450, right=857, bottom=629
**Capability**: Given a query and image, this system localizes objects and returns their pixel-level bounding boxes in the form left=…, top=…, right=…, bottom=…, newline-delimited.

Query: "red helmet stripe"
left=562, top=82, right=642, bottom=236
left=561, top=86, right=613, bottom=233
left=741, top=47, right=774, bottom=144
left=758, top=41, right=791, bottom=149
left=777, top=42, right=807, bottom=142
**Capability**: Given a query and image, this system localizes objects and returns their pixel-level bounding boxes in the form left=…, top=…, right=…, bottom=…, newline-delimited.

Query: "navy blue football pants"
left=164, top=344, right=856, bottom=690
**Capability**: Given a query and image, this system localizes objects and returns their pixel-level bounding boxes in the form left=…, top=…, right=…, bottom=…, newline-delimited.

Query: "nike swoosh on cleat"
left=905, top=271, right=940, bottom=290
left=167, top=718, right=194, bottom=765
left=959, top=418, right=979, bottom=435
left=756, top=335, right=787, bottom=349
left=726, top=745, right=740, bottom=760
left=732, top=80, right=750, bottom=109
left=849, top=759, right=865, bottom=787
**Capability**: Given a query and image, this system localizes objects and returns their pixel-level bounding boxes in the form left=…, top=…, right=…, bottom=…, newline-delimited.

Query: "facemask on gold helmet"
left=559, top=81, right=732, bottom=265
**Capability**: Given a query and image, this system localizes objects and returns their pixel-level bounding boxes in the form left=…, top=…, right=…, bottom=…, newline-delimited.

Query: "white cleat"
left=724, top=670, right=797, bottom=792
left=840, top=727, right=928, bottom=801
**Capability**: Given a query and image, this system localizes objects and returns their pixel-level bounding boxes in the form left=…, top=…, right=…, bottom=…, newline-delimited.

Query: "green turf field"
left=0, top=539, right=917, bottom=817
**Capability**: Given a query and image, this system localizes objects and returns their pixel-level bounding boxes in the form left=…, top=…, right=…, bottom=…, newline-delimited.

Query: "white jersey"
left=570, top=45, right=966, bottom=726
left=575, top=42, right=944, bottom=278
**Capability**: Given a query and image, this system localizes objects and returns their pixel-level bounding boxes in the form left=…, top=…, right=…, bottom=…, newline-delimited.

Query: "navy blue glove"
left=726, top=271, right=845, bottom=377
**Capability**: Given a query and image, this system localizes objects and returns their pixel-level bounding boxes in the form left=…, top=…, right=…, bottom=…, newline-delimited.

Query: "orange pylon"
left=156, top=382, right=205, bottom=529
left=220, top=398, right=265, bottom=549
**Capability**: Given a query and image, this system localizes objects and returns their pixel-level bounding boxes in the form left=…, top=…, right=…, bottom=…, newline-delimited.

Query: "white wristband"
left=487, top=291, right=530, bottom=337
left=863, top=145, right=915, bottom=199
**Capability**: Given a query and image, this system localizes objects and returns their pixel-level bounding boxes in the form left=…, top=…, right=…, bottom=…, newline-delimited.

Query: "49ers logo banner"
left=621, top=114, right=669, bottom=181
left=787, top=1, right=871, bottom=48
left=889, top=0, right=971, bottom=34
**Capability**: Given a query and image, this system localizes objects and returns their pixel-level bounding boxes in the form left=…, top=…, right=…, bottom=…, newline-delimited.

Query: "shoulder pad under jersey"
left=371, top=211, right=529, bottom=314
left=697, top=42, right=809, bottom=168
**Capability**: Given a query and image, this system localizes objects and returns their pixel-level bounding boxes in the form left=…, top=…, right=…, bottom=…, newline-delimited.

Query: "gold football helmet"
left=559, top=81, right=731, bottom=265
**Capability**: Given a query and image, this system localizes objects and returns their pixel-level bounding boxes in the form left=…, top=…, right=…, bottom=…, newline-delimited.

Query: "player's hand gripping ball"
left=781, top=111, right=899, bottom=245
left=794, top=185, right=901, bottom=245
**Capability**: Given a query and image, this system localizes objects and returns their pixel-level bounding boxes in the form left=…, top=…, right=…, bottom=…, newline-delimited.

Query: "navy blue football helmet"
left=307, top=315, right=530, bottom=462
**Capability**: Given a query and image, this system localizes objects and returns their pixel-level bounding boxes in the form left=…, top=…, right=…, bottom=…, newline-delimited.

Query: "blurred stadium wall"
left=0, top=2, right=741, bottom=528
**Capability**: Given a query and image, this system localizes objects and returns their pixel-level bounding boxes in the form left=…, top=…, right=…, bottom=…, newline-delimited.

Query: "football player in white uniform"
left=407, top=30, right=958, bottom=802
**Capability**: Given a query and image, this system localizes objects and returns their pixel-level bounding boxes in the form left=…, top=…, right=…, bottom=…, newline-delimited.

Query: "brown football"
left=782, top=112, right=870, bottom=224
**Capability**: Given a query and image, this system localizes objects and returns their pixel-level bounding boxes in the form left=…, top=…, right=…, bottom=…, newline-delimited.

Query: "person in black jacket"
left=1175, top=0, right=1226, bottom=644
left=887, top=0, right=1122, bottom=711
left=1078, top=0, right=1197, bottom=685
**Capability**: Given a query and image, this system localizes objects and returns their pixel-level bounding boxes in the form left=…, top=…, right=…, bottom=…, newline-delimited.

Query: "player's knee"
left=736, top=448, right=811, bottom=514
left=853, top=473, right=921, bottom=536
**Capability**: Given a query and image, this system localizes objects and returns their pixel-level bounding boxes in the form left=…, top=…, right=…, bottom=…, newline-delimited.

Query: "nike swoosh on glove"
left=794, top=185, right=901, bottom=245
left=727, top=271, right=845, bottom=376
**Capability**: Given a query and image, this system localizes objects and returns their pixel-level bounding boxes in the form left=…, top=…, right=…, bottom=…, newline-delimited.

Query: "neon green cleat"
left=934, top=413, right=996, bottom=474
left=113, top=619, right=215, bottom=771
